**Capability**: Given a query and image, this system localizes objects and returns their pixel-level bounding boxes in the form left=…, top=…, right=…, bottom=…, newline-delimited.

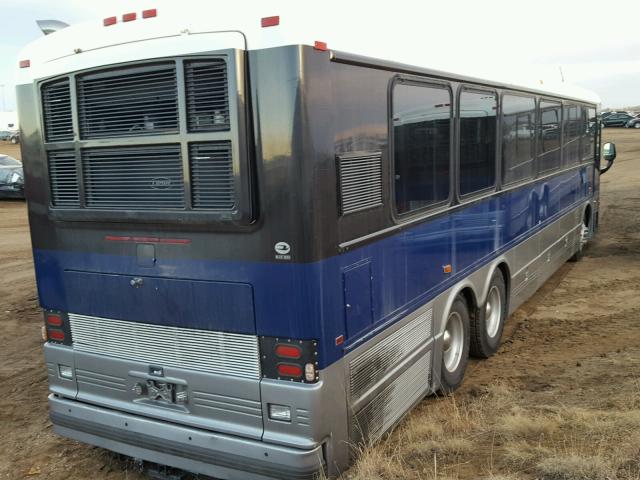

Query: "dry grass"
left=341, top=380, right=640, bottom=480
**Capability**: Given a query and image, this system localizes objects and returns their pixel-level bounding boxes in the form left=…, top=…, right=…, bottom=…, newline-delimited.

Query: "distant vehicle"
left=601, top=111, right=614, bottom=119
left=0, top=131, right=11, bottom=140
left=0, top=154, right=24, bottom=199
left=9, top=131, right=19, bottom=144
left=602, top=113, right=633, bottom=127
left=625, top=117, right=640, bottom=129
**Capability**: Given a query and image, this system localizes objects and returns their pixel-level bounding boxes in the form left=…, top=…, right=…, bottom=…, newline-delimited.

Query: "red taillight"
left=48, top=329, right=65, bottom=341
left=314, top=41, right=328, bottom=51
left=261, top=16, right=280, bottom=28
left=46, top=313, right=63, bottom=327
left=142, top=9, right=157, bottom=19
left=277, top=363, right=302, bottom=378
left=19, top=59, right=31, bottom=68
left=275, top=344, right=302, bottom=359
left=122, top=12, right=137, bottom=22
left=103, top=16, right=117, bottom=26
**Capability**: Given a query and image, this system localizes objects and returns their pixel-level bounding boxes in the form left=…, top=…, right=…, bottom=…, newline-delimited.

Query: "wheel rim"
left=443, top=311, right=464, bottom=373
left=485, top=285, right=502, bottom=338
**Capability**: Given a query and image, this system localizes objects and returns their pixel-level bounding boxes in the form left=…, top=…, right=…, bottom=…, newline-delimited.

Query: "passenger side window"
left=458, top=89, right=497, bottom=196
left=501, top=94, right=536, bottom=185
left=538, top=100, right=562, bottom=173
left=393, top=82, right=451, bottom=215
left=563, top=104, right=580, bottom=166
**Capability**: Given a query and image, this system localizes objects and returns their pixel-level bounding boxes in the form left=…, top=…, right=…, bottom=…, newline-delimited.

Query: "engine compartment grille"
left=42, top=80, right=73, bottom=142
left=48, top=150, right=79, bottom=207
left=190, top=142, right=235, bottom=210
left=185, top=60, right=230, bottom=132
left=83, top=145, right=184, bottom=209
left=69, top=313, right=261, bottom=379
left=40, top=56, right=245, bottom=218
left=77, top=63, right=179, bottom=139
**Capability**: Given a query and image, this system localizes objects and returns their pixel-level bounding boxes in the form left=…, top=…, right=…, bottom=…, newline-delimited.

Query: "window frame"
left=537, top=97, right=563, bottom=177
left=499, top=91, right=537, bottom=188
left=389, top=75, right=455, bottom=222
left=456, top=85, right=500, bottom=203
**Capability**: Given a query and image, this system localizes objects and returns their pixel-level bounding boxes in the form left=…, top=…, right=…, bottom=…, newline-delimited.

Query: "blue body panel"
left=34, top=165, right=593, bottom=369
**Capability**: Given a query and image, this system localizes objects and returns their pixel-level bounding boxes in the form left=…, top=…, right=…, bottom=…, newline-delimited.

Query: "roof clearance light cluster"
left=104, top=9, right=157, bottom=27
left=261, top=16, right=280, bottom=28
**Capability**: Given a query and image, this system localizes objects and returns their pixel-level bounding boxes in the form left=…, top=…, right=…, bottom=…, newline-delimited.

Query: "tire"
left=569, top=221, right=589, bottom=262
left=10, top=137, right=17, bottom=144
left=470, top=270, right=507, bottom=358
left=438, top=295, right=470, bottom=394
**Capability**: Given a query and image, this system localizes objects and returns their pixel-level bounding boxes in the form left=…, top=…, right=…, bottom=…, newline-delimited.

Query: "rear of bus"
left=17, top=10, right=347, bottom=480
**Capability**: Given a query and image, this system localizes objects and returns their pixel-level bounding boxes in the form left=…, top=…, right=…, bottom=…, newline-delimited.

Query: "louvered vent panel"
left=77, top=64, right=178, bottom=139
left=42, top=80, right=73, bottom=142
left=185, top=60, right=230, bottom=132
left=48, top=150, right=79, bottom=207
left=189, top=142, right=235, bottom=210
left=338, top=151, right=383, bottom=215
left=82, top=145, right=184, bottom=209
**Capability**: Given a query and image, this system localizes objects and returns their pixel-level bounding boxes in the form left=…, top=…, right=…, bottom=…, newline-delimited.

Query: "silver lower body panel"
left=49, top=395, right=324, bottom=480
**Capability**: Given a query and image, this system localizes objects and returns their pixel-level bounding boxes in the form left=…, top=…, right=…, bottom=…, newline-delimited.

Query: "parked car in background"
left=0, top=131, right=12, bottom=140
left=602, top=113, right=634, bottom=127
left=9, top=131, right=19, bottom=144
left=0, top=154, right=25, bottom=199
left=625, top=117, right=640, bottom=129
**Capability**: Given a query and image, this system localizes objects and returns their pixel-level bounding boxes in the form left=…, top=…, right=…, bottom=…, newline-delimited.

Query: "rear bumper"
left=49, top=395, right=325, bottom=480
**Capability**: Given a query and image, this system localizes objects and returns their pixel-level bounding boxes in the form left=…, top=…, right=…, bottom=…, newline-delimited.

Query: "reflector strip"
left=105, top=235, right=191, bottom=245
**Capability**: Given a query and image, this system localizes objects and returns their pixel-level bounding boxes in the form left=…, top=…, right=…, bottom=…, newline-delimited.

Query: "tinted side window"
left=586, top=107, right=596, bottom=163
left=502, top=94, right=535, bottom=184
left=563, top=104, right=580, bottom=166
left=393, top=82, right=451, bottom=215
left=539, top=101, right=562, bottom=173
left=459, top=89, right=497, bottom=196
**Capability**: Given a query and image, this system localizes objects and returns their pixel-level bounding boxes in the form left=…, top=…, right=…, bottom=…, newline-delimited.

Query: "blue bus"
left=17, top=10, right=617, bottom=480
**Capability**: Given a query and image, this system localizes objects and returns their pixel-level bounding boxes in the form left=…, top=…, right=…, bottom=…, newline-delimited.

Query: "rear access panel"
left=62, top=271, right=255, bottom=334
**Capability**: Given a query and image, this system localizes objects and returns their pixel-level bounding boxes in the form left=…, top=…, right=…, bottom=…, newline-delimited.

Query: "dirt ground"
left=1, top=130, right=639, bottom=480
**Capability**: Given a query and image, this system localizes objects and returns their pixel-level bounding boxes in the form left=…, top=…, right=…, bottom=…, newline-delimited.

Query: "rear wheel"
left=470, top=271, right=507, bottom=358
left=439, top=296, right=470, bottom=393
left=569, top=211, right=590, bottom=262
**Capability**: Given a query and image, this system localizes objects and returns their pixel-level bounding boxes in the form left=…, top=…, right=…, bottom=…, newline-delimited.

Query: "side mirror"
left=600, top=142, right=616, bottom=174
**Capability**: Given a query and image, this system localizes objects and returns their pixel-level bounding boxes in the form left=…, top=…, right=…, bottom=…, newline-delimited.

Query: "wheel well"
left=459, top=287, right=477, bottom=319
left=496, top=262, right=511, bottom=310
left=584, top=204, right=592, bottom=228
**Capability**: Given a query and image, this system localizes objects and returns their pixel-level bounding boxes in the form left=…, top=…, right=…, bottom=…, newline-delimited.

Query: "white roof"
left=16, top=5, right=600, bottom=105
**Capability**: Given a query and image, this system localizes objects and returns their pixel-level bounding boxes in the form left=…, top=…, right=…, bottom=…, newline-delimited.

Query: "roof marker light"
left=142, top=9, right=157, bottom=19
left=122, top=12, right=137, bottom=22
left=19, top=59, right=31, bottom=68
left=261, top=16, right=280, bottom=28
left=314, top=41, right=328, bottom=51
left=103, top=16, right=117, bottom=26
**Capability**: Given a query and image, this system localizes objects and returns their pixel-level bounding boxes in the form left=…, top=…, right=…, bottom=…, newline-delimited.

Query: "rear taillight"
left=43, top=310, right=72, bottom=345
left=260, top=337, right=319, bottom=383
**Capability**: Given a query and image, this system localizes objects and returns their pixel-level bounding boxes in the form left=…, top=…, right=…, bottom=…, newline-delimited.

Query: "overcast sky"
left=1, top=0, right=639, bottom=111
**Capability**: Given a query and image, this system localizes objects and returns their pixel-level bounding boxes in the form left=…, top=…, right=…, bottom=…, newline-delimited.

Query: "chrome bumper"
left=48, top=395, right=324, bottom=480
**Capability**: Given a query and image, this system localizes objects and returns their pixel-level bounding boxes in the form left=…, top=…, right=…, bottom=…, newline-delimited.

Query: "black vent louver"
left=48, top=150, right=79, bottom=207
left=185, top=60, right=230, bottom=132
left=338, top=151, right=383, bottom=215
left=77, top=64, right=178, bottom=139
left=42, top=80, right=73, bottom=142
left=189, top=142, right=235, bottom=210
left=82, top=145, right=184, bottom=209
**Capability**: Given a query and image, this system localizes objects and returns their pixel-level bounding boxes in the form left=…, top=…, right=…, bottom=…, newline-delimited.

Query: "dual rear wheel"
left=439, top=270, right=507, bottom=393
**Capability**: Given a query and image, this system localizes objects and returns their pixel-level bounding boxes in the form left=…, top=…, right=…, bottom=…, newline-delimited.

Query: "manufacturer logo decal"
left=150, top=177, right=171, bottom=189
left=274, top=241, right=292, bottom=260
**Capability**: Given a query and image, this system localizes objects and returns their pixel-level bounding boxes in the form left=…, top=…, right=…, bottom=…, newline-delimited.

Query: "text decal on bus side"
left=274, top=242, right=292, bottom=260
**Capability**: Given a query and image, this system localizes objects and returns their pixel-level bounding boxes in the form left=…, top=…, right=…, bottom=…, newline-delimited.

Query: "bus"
left=16, top=8, right=617, bottom=480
